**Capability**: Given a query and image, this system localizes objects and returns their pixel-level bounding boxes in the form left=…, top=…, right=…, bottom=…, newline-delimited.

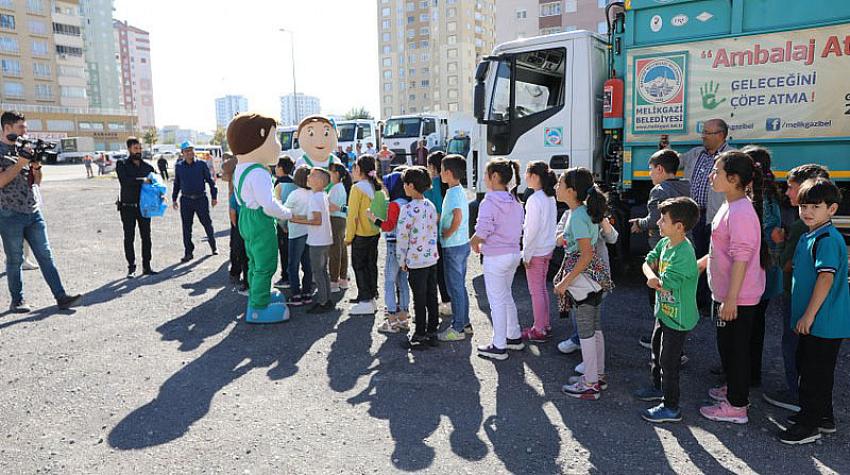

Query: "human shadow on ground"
left=81, top=257, right=210, bottom=308
left=0, top=306, right=76, bottom=330
left=108, top=276, right=343, bottom=450
left=343, top=322, right=488, bottom=471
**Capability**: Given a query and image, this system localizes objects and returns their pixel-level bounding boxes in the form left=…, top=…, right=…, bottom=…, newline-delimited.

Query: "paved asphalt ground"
left=1, top=168, right=848, bottom=474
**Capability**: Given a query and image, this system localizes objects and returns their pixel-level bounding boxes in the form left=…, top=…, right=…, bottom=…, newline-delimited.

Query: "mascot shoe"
left=245, top=301, right=290, bottom=324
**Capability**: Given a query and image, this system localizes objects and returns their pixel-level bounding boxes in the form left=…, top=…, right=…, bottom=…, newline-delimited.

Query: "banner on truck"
left=626, top=24, right=850, bottom=142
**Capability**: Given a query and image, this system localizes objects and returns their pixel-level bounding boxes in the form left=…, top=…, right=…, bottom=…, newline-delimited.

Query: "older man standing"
left=680, top=118, right=735, bottom=308
left=173, top=141, right=218, bottom=262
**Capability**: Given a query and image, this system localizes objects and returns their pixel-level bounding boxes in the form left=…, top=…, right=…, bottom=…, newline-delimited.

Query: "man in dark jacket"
left=157, top=154, right=169, bottom=180
left=172, top=141, right=218, bottom=262
left=117, top=137, right=156, bottom=278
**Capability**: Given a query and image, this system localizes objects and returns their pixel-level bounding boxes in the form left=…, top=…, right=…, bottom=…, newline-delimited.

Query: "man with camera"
left=116, top=137, right=156, bottom=278
left=0, top=111, right=82, bottom=313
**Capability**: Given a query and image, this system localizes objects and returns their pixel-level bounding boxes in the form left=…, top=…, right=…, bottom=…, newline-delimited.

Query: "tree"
left=142, top=127, right=158, bottom=151
left=212, top=127, right=228, bottom=152
left=343, top=107, right=374, bottom=120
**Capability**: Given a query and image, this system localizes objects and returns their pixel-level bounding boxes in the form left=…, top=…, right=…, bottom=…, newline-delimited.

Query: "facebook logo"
left=766, top=118, right=782, bottom=131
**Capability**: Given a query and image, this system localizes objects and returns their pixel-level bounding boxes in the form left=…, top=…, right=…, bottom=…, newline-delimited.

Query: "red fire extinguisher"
left=603, top=78, right=624, bottom=129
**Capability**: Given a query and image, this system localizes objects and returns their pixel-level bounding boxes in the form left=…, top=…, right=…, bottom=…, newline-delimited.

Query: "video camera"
left=6, top=134, right=58, bottom=163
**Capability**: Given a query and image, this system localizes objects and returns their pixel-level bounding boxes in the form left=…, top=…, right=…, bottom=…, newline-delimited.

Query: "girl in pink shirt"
left=699, top=151, right=767, bottom=425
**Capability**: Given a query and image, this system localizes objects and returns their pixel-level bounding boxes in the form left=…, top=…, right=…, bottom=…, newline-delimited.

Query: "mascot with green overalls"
left=227, top=113, right=293, bottom=323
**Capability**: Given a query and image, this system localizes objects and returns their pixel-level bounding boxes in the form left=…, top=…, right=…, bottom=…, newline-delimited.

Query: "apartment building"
left=280, top=93, right=320, bottom=126
left=80, top=0, right=120, bottom=109
left=496, top=0, right=611, bottom=44
left=377, top=0, right=496, bottom=119
left=0, top=0, right=135, bottom=151
left=215, top=95, right=248, bottom=129
left=114, top=19, right=155, bottom=130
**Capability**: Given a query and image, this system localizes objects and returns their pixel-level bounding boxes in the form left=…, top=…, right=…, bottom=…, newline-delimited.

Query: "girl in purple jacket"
left=470, top=159, right=526, bottom=361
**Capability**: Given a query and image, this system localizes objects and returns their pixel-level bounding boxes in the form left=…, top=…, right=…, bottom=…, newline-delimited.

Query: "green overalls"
left=235, top=164, right=279, bottom=309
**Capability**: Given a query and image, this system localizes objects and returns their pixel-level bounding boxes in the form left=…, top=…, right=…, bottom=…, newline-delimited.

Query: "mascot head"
left=296, top=115, right=338, bottom=160
left=227, top=113, right=279, bottom=165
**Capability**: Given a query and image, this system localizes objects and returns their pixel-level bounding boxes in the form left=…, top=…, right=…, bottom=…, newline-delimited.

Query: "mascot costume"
left=294, top=115, right=342, bottom=179
left=227, top=113, right=293, bottom=323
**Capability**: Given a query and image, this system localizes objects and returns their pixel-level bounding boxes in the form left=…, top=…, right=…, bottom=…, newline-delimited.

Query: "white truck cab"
left=382, top=113, right=448, bottom=163
left=336, top=119, right=378, bottom=154
left=472, top=30, right=608, bottom=196
left=277, top=125, right=303, bottom=161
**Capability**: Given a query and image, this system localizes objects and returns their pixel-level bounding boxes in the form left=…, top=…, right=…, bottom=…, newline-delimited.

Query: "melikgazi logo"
left=633, top=52, right=688, bottom=134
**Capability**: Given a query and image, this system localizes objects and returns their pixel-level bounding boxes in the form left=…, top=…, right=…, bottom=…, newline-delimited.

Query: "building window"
left=3, top=81, right=23, bottom=97
left=564, top=25, right=577, bottom=32
left=408, top=54, right=416, bottom=63
left=78, top=122, right=102, bottom=130
left=407, top=15, right=414, bottom=23
left=419, top=1, right=428, bottom=8
left=52, top=22, right=81, bottom=36
left=407, top=30, right=414, bottom=38
left=409, top=67, right=416, bottom=76
left=383, top=70, right=392, bottom=80
left=26, top=0, right=43, bottom=14
left=447, top=62, right=458, bottom=73
left=382, top=57, right=392, bottom=67
left=564, top=0, right=577, bottom=13
left=448, top=89, right=458, bottom=99
left=419, top=13, right=428, bottom=22
left=540, top=27, right=561, bottom=35
left=448, top=21, right=456, bottom=32
left=27, top=119, right=42, bottom=130
left=420, top=80, right=429, bottom=87
left=382, top=7, right=391, bottom=17
left=27, top=19, right=47, bottom=34
left=516, top=9, right=527, bottom=19
left=406, top=2, right=415, bottom=11
left=382, top=45, right=391, bottom=54
left=55, top=44, right=83, bottom=56
left=0, top=14, right=14, bottom=30
left=47, top=120, right=74, bottom=131
left=421, top=52, right=429, bottom=61
left=448, top=8, right=456, bottom=17
left=540, top=2, right=561, bottom=17
left=448, top=102, right=459, bottom=112
left=1, top=58, right=20, bottom=76
left=58, top=65, right=85, bottom=78
left=447, top=35, right=456, bottom=44
left=447, top=75, right=458, bottom=86
left=383, top=95, right=393, bottom=104
left=408, top=94, right=416, bottom=101
left=108, top=122, right=127, bottom=131
left=0, top=36, right=18, bottom=53
left=383, top=82, right=392, bottom=91
left=32, top=62, right=50, bottom=77
left=382, top=19, right=390, bottom=29
left=60, top=86, right=87, bottom=98
left=420, top=27, right=428, bottom=35
left=0, top=0, right=12, bottom=9
left=447, top=48, right=458, bottom=59
left=34, top=84, right=50, bottom=98
left=420, top=40, right=428, bottom=48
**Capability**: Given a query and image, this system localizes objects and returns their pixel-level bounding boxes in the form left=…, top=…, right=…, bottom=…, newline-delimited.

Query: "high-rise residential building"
left=496, top=0, right=611, bottom=43
left=114, top=19, right=155, bottom=129
left=280, top=93, right=320, bottom=126
left=215, top=95, right=248, bottom=129
left=0, top=0, right=135, bottom=150
left=377, top=0, right=496, bottom=119
left=80, top=0, right=120, bottom=109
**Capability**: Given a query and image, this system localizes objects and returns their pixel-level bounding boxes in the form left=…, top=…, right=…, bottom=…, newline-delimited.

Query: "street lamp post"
left=279, top=28, right=298, bottom=125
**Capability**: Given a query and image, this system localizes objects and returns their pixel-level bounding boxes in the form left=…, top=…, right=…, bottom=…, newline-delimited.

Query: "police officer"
left=116, top=136, right=156, bottom=278
left=172, top=141, right=218, bottom=262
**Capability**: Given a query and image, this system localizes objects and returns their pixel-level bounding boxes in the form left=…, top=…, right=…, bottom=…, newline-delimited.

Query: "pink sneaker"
left=521, top=327, right=548, bottom=343
left=700, top=401, right=748, bottom=424
left=708, top=385, right=728, bottom=402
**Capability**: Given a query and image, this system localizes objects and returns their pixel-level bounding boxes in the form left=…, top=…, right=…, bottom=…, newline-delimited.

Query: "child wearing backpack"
left=345, top=155, right=383, bottom=315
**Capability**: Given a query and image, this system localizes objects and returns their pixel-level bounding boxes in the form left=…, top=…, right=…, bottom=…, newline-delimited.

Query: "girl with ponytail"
left=345, top=154, right=383, bottom=315
left=521, top=161, right=558, bottom=342
left=471, top=159, right=526, bottom=360
left=698, top=150, right=766, bottom=425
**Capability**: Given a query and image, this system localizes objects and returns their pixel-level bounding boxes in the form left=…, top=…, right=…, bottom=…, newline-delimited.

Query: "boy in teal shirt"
left=780, top=178, right=850, bottom=445
left=437, top=154, right=472, bottom=341
left=637, top=197, right=700, bottom=423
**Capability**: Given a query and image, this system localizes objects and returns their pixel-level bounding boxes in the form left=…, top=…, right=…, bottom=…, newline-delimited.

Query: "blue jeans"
left=287, top=235, right=312, bottom=295
left=778, top=294, right=799, bottom=396
left=442, top=244, right=470, bottom=331
left=384, top=241, right=409, bottom=313
left=0, top=209, right=67, bottom=304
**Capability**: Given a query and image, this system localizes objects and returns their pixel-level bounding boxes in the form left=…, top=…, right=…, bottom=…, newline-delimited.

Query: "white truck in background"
left=381, top=113, right=449, bottom=163
left=57, top=136, right=96, bottom=164
left=336, top=119, right=379, bottom=153
left=277, top=125, right=303, bottom=161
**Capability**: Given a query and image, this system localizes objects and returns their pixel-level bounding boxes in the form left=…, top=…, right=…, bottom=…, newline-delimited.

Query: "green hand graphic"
left=700, top=81, right=727, bottom=110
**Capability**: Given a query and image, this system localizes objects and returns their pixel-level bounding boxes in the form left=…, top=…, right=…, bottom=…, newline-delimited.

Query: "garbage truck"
left=471, top=0, right=850, bottom=262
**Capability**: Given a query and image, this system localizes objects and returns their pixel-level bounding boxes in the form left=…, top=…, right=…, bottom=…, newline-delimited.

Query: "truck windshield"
left=337, top=124, right=356, bottom=142
left=383, top=118, right=422, bottom=138
left=488, top=48, right=566, bottom=121
left=279, top=131, right=298, bottom=150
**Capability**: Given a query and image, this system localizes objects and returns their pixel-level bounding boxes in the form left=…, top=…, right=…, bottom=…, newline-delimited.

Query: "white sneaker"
left=575, top=362, right=585, bottom=375
left=22, top=259, right=39, bottom=271
left=330, top=282, right=341, bottom=293
left=338, top=279, right=349, bottom=290
left=350, top=300, right=376, bottom=315
left=557, top=339, right=580, bottom=354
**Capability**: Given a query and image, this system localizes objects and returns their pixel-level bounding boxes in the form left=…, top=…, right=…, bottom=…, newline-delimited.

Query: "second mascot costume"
left=294, top=115, right=342, bottom=175
left=227, top=113, right=293, bottom=323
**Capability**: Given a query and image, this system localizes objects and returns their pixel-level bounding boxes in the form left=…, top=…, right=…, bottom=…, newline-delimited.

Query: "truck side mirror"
left=473, top=61, right=490, bottom=123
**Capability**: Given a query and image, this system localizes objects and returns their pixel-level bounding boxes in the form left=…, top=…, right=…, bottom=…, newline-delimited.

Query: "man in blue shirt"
left=172, top=141, right=218, bottom=262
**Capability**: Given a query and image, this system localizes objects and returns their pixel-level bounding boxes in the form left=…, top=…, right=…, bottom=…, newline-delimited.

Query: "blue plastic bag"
left=140, top=172, right=167, bottom=218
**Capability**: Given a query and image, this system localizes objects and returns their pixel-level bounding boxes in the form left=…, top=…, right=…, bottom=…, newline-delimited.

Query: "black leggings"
left=352, top=235, right=379, bottom=302
left=716, top=303, right=758, bottom=407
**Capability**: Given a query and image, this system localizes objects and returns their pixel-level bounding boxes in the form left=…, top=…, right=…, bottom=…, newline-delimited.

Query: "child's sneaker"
left=699, top=401, right=748, bottom=424
left=568, top=374, right=608, bottom=390
left=338, top=279, right=349, bottom=290
left=463, top=324, right=474, bottom=335
left=641, top=404, right=683, bottom=423
left=274, top=278, right=289, bottom=289
left=438, top=327, right=466, bottom=342
left=301, top=293, right=314, bottom=305
left=506, top=337, right=525, bottom=351
left=557, top=339, right=580, bottom=354
left=634, top=386, right=664, bottom=402
left=408, top=333, right=430, bottom=348
left=288, top=295, right=304, bottom=306
left=574, top=362, right=585, bottom=375
left=477, top=344, right=508, bottom=361
left=708, top=385, right=728, bottom=402
left=780, top=424, right=821, bottom=445
left=561, top=377, right=601, bottom=400
left=521, top=327, right=548, bottom=343
left=330, top=282, right=340, bottom=293
left=787, top=414, right=836, bottom=433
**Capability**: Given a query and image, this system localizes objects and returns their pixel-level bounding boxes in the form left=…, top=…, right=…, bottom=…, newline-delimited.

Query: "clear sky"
left=113, top=0, right=380, bottom=132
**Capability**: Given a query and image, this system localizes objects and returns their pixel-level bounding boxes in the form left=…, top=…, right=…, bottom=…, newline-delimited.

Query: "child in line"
left=699, top=151, right=767, bottom=424
left=636, top=197, right=700, bottom=423
left=741, top=145, right=783, bottom=389
left=762, top=164, right=831, bottom=412
left=291, top=168, right=335, bottom=313
left=438, top=154, right=472, bottom=342
left=328, top=163, right=351, bottom=293
left=369, top=170, right=411, bottom=333
left=283, top=166, right=314, bottom=306
left=521, top=161, right=557, bottom=343
left=396, top=166, right=441, bottom=347
left=555, top=167, right=613, bottom=400
left=345, top=155, right=383, bottom=315
left=222, top=157, right=248, bottom=293
left=780, top=178, right=849, bottom=445
left=273, top=156, right=296, bottom=288
left=630, top=149, right=691, bottom=349
left=423, top=151, right=452, bottom=315
left=471, top=159, right=526, bottom=361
